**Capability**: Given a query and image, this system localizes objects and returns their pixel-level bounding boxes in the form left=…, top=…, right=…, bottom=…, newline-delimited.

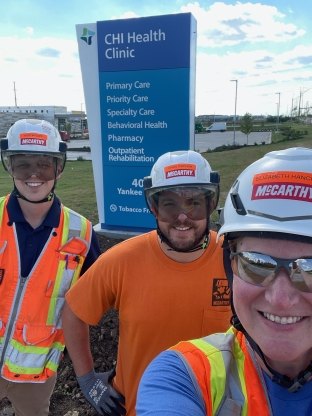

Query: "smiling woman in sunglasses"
left=137, top=147, right=312, bottom=416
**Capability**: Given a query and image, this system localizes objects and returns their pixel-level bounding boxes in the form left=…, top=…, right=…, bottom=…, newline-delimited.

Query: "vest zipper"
left=0, top=276, right=28, bottom=372
left=0, top=224, right=53, bottom=373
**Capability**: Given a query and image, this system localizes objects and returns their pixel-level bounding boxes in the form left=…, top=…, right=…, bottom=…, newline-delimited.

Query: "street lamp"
left=230, top=79, right=238, bottom=146
left=275, top=92, right=281, bottom=132
left=80, top=102, right=84, bottom=136
left=298, top=87, right=312, bottom=118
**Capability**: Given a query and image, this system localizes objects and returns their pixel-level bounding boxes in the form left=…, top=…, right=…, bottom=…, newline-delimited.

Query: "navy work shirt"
left=6, top=193, right=101, bottom=278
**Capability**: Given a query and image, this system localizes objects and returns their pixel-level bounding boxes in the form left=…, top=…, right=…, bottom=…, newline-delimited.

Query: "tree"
left=240, top=113, right=253, bottom=144
left=195, top=122, right=205, bottom=133
left=65, top=122, right=72, bottom=134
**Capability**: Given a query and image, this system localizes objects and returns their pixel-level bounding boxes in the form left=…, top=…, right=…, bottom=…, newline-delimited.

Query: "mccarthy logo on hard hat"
left=252, top=171, right=312, bottom=202
left=165, top=163, right=196, bottom=179
left=20, top=133, right=48, bottom=146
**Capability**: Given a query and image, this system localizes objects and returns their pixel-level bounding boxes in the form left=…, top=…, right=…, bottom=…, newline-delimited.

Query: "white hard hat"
left=218, top=147, right=312, bottom=240
left=1, top=119, right=67, bottom=172
left=144, top=150, right=220, bottom=213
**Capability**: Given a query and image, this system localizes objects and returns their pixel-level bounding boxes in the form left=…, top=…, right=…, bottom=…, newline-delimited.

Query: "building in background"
left=0, top=106, right=87, bottom=139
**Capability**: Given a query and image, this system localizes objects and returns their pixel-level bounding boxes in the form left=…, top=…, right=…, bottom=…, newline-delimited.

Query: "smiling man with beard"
left=62, top=150, right=232, bottom=416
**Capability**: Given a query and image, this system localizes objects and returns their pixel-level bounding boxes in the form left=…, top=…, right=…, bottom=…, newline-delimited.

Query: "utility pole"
left=80, top=102, right=84, bottom=134
left=298, top=89, right=302, bottom=118
left=13, top=81, right=17, bottom=106
left=298, top=87, right=312, bottom=119
left=275, top=92, right=281, bottom=132
left=230, top=79, right=238, bottom=146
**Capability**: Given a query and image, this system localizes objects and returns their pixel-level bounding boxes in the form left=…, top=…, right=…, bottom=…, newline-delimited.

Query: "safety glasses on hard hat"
left=231, top=251, right=312, bottom=292
left=9, top=154, right=59, bottom=181
left=157, top=189, right=209, bottom=222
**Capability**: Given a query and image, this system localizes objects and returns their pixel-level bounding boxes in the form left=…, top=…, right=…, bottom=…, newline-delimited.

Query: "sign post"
left=76, top=13, right=196, bottom=238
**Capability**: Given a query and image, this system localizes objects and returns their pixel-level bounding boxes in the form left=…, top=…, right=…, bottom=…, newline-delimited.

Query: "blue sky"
left=1, top=0, right=311, bottom=116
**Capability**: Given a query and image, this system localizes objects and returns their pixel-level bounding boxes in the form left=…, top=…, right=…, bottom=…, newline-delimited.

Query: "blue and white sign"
left=76, top=13, right=197, bottom=237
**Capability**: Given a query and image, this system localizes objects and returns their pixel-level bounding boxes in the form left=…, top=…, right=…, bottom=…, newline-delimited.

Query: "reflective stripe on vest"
left=0, top=196, right=92, bottom=382
left=0, top=197, right=6, bottom=349
left=46, top=206, right=91, bottom=326
left=5, top=337, right=63, bottom=374
left=170, top=328, right=272, bottom=415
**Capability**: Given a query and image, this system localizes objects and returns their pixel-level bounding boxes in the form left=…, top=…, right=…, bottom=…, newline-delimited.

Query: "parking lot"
left=195, top=130, right=272, bottom=153
left=66, top=130, right=272, bottom=160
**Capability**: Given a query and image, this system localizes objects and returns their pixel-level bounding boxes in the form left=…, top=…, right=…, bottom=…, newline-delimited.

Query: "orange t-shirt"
left=65, top=230, right=231, bottom=415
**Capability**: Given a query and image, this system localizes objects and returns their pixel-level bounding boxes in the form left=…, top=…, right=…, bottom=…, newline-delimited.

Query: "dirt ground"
left=0, top=235, right=122, bottom=416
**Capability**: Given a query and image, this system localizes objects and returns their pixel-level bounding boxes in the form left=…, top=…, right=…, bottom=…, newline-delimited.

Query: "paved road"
left=195, top=131, right=272, bottom=153
left=66, top=131, right=272, bottom=160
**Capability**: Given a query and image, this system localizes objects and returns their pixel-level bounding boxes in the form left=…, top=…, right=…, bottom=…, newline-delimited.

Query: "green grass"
left=206, top=135, right=312, bottom=207
left=1, top=130, right=311, bottom=226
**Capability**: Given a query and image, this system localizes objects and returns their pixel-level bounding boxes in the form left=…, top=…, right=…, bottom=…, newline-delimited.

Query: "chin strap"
left=156, top=221, right=210, bottom=253
left=13, top=183, right=55, bottom=204
left=285, top=366, right=312, bottom=393
left=231, top=314, right=312, bottom=392
left=167, top=233, right=210, bottom=253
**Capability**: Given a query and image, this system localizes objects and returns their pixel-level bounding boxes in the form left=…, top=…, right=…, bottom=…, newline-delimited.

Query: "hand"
left=77, top=369, right=125, bottom=415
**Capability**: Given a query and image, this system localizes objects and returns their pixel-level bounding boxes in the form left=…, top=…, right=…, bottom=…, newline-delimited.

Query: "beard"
left=158, top=219, right=208, bottom=252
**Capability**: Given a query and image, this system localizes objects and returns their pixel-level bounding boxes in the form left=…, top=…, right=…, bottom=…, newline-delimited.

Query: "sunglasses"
left=11, top=155, right=58, bottom=181
left=230, top=251, right=312, bottom=293
left=157, top=194, right=208, bottom=222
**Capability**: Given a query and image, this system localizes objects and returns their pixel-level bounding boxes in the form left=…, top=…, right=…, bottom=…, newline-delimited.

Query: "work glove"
left=77, top=368, right=126, bottom=416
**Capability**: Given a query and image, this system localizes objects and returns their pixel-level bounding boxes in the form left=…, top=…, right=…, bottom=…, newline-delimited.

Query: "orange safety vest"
left=170, top=327, right=273, bottom=415
left=0, top=195, right=92, bottom=383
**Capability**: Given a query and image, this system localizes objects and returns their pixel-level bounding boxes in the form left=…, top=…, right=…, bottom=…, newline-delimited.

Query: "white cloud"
left=24, top=26, right=34, bottom=35
left=181, top=2, right=305, bottom=47
left=0, top=36, right=83, bottom=110
left=111, top=11, right=139, bottom=20
left=178, top=2, right=312, bottom=115
left=195, top=41, right=312, bottom=116
left=0, top=1, right=311, bottom=116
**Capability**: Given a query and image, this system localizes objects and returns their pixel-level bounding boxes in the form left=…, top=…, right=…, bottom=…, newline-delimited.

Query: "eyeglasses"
left=230, top=251, right=312, bottom=293
left=157, top=193, right=208, bottom=222
left=10, top=155, right=57, bottom=181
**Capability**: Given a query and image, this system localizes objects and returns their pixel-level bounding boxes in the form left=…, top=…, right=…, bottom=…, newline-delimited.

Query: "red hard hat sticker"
left=19, top=132, right=48, bottom=146
left=164, top=163, right=196, bottom=179
left=252, top=171, right=312, bottom=202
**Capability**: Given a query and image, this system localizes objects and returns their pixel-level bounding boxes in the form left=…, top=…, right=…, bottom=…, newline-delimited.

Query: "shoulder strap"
left=193, top=332, right=245, bottom=415
left=0, top=195, right=9, bottom=224
left=61, top=205, right=92, bottom=244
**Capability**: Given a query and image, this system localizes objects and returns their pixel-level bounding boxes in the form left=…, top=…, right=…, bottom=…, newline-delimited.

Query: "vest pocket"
left=23, top=324, right=56, bottom=346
